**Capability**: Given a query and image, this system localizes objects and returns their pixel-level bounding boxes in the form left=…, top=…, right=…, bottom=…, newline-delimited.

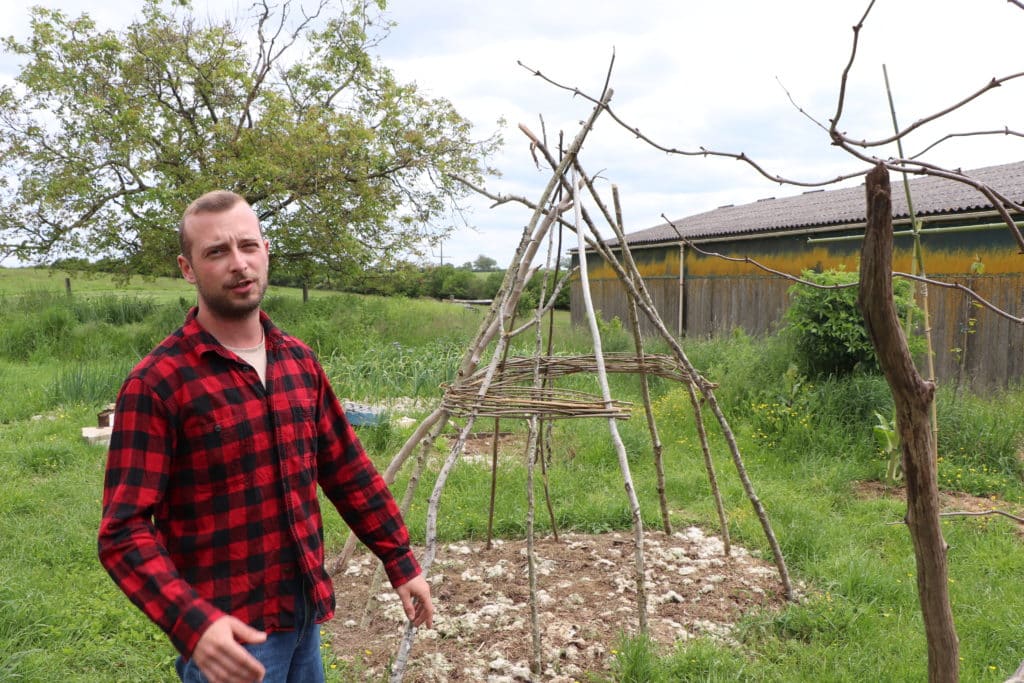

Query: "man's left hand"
left=396, top=574, right=434, bottom=628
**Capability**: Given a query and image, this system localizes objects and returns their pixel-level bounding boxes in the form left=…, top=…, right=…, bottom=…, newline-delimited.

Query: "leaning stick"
left=572, top=168, right=648, bottom=633
left=613, top=185, right=671, bottom=536
left=606, top=184, right=729, bottom=552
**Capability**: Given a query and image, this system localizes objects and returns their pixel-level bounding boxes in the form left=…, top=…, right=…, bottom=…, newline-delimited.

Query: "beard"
left=194, top=275, right=269, bottom=320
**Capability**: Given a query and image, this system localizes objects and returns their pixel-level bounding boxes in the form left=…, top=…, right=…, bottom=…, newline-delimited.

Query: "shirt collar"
left=182, top=307, right=284, bottom=357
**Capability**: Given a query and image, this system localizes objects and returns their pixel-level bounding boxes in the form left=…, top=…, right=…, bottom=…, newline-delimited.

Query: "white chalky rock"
left=489, top=657, right=512, bottom=672
left=509, top=662, right=533, bottom=680
left=536, top=558, right=557, bottom=576
left=747, top=565, right=778, bottom=577
left=342, top=619, right=357, bottom=628
left=383, top=603, right=407, bottom=622
left=460, top=570, right=483, bottom=582
left=566, top=593, right=585, bottom=606
left=422, top=653, right=450, bottom=680
left=485, top=563, right=507, bottom=579
left=478, top=602, right=511, bottom=618
left=658, top=590, right=685, bottom=604
left=536, top=589, right=554, bottom=607
left=700, top=583, right=715, bottom=594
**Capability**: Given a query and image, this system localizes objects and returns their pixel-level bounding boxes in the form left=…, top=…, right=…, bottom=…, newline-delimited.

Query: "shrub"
left=784, top=268, right=922, bottom=378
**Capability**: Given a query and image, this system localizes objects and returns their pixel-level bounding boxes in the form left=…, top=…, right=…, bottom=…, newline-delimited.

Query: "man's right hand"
left=191, top=616, right=267, bottom=683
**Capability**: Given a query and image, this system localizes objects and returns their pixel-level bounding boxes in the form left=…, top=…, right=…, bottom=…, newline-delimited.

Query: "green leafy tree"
left=785, top=268, right=923, bottom=377
left=472, top=254, right=497, bottom=272
left=0, top=0, right=498, bottom=283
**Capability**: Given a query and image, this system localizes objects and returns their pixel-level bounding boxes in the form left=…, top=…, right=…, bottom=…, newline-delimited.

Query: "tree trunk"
left=858, top=164, right=959, bottom=683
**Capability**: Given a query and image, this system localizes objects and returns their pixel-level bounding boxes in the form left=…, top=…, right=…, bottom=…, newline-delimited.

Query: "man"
left=98, top=190, right=432, bottom=683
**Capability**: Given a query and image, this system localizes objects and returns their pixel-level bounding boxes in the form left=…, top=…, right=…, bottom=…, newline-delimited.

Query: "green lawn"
left=1, top=268, right=1023, bottom=682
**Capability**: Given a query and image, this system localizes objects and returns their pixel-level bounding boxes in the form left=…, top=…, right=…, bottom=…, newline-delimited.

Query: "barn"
left=570, top=161, right=1024, bottom=389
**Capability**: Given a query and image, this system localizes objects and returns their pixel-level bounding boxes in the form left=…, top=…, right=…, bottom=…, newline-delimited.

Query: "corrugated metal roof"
left=619, top=160, right=1024, bottom=246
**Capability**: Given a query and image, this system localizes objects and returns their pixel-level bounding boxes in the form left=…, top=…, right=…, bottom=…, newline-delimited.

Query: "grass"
left=2, top=267, right=1024, bottom=681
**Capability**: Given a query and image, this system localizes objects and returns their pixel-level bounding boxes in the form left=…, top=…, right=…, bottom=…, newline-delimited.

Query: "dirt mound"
left=327, top=526, right=788, bottom=682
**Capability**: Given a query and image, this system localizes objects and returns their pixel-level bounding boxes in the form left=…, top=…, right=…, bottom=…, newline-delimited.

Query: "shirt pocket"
left=288, top=397, right=318, bottom=460
left=180, top=408, right=256, bottom=490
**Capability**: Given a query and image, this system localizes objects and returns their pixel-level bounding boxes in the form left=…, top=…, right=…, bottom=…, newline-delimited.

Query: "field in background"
left=2, top=267, right=1024, bottom=681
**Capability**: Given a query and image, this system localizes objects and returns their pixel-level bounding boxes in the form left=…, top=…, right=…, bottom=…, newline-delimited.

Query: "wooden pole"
left=859, top=164, right=958, bottom=683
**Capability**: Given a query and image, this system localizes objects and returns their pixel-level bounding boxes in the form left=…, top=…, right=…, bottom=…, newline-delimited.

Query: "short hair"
left=178, top=190, right=249, bottom=261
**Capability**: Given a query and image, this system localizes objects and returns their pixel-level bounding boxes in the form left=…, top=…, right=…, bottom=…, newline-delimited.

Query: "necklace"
left=224, top=328, right=265, bottom=353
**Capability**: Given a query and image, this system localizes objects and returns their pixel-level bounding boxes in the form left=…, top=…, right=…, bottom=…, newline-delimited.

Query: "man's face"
left=177, top=202, right=270, bottom=320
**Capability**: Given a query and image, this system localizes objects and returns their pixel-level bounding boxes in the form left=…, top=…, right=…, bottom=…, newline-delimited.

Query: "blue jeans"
left=175, top=590, right=325, bottom=683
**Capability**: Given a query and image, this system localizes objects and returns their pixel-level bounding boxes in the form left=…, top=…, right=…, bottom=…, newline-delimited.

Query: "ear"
left=177, top=254, right=197, bottom=284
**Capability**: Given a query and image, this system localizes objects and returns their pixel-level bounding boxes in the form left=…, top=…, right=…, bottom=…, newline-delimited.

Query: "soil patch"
left=853, top=480, right=1024, bottom=536
left=327, top=527, right=788, bottom=682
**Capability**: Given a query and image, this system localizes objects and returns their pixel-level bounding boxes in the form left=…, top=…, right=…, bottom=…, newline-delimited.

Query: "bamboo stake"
left=608, top=185, right=728, bottom=550
left=524, top=410, right=543, bottom=676
left=884, top=64, right=939, bottom=457
left=685, top=380, right=731, bottom=555
left=524, top=229, right=558, bottom=675
left=572, top=168, right=648, bottom=633
left=486, top=416, right=501, bottom=550
left=613, top=185, right=671, bottom=535
left=535, top=206, right=561, bottom=542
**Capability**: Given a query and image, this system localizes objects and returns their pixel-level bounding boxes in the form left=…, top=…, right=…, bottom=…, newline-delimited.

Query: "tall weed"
left=46, top=362, right=135, bottom=408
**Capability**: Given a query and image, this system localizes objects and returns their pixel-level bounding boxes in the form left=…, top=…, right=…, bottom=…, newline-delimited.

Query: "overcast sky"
left=5, top=0, right=1024, bottom=268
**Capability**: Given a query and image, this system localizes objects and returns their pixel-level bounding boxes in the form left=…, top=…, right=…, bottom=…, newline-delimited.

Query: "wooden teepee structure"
left=333, top=90, right=794, bottom=682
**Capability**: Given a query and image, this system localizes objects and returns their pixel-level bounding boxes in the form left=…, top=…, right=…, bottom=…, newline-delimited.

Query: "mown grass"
left=2, top=267, right=1024, bottom=681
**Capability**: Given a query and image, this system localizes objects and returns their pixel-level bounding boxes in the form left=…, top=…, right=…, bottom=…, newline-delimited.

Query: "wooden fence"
left=570, top=257, right=1024, bottom=392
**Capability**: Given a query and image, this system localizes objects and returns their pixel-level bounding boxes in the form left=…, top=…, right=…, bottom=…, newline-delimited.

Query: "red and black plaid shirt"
left=98, top=309, right=420, bottom=657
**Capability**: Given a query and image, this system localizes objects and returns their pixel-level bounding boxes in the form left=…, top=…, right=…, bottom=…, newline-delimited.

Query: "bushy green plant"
left=785, top=268, right=922, bottom=378
left=593, top=312, right=632, bottom=352
left=687, top=328, right=796, bottom=415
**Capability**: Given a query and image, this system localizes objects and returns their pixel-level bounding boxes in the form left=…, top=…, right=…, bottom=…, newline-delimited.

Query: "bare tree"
left=859, top=164, right=958, bottom=682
